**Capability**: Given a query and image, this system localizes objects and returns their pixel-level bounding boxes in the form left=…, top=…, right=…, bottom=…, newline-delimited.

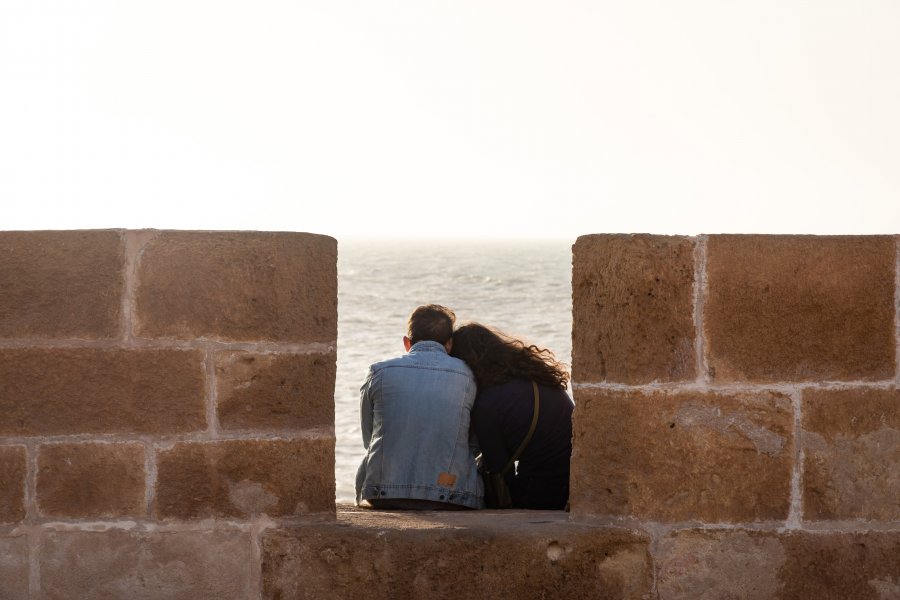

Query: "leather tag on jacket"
left=437, top=472, right=457, bottom=487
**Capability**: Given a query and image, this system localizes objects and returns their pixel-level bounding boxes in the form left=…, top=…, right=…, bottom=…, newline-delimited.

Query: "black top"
left=473, top=378, right=574, bottom=510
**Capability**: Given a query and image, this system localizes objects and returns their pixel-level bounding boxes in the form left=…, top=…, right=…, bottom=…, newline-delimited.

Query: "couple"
left=355, top=304, right=573, bottom=510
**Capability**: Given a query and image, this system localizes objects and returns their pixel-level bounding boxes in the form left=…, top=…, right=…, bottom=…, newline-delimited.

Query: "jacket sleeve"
left=472, top=400, right=514, bottom=486
left=359, top=367, right=377, bottom=450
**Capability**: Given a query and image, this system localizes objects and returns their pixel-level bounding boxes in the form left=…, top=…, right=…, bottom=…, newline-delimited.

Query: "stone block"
left=39, top=529, right=252, bottom=600
left=133, top=231, right=337, bottom=343
left=0, top=446, right=26, bottom=525
left=0, top=230, right=123, bottom=339
left=570, top=388, right=793, bottom=521
left=705, top=235, right=895, bottom=382
left=657, top=530, right=785, bottom=600
left=572, top=234, right=696, bottom=384
left=216, top=350, right=335, bottom=431
left=261, top=509, right=653, bottom=599
left=155, top=438, right=334, bottom=519
left=0, top=535, right=29, bottom=600
left=0, top=348, right=205, bottom=435
left=656, top=530, right=900, bottom=600
left=37, top=443, right=145, bottom=518
left=802, top=387, right=900, bottom=521
left=779, top=531, right=900, bottom=599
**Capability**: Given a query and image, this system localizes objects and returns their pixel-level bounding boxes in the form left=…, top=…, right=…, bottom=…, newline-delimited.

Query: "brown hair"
left=450, top=323, right=569, bottom=390
left=407, top=304, right=455, bottom=345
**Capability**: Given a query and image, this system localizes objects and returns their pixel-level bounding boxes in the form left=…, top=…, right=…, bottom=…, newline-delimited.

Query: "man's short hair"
left=407, top=304, right=455, bottom=345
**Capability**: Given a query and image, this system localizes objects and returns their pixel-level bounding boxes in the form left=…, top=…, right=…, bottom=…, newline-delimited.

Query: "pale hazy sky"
left=2, top=1, right=898, bottom=239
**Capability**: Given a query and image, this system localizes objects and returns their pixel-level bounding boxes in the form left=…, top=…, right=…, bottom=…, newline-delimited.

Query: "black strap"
left=498, top=381, right=540, bottom=477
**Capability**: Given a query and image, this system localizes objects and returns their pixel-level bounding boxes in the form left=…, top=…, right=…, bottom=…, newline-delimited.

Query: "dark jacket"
left=473, top=378, right=573, bottom=509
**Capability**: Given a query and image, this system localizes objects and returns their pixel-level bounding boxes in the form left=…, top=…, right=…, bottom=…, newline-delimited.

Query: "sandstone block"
left=216, top=350, right=335, bottom=431
left=0, top=230, right=124, bottom=339
left=0, top=535, right=29, bottom=600
left=155, top=438, right=334, bottom=519
left=39, top=529, right=252, bottom=600
left=134, top=231, right=337, bottom=343
left=262, top=509, right=652, bottom=599
left=657, top=530, right=785, bottom=600
left=570, top=388, right=793, bottom=521
left=572, top=234, right=696, bottom=384
left=0, top=348, right=205, bottom=435
left=705, top=235, right=895, bottom=382
left=0, top=446, right=26, bottom=525
left=37, top=443, right=145, bottom=518
left=779, top=531, right=900, bottom=599
left=802, top=387, right=900, bottom=521
left=656, top=530, right=900, bottom=600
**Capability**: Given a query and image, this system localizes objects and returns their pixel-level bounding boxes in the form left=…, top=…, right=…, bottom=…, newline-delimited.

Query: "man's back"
left=356, top=341, right=483, bottom=509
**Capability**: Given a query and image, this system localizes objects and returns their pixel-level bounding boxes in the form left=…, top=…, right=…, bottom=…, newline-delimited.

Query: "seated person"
left=451, top=323, right=573, bottom=510
left=356, top=304, right=483, bottom=510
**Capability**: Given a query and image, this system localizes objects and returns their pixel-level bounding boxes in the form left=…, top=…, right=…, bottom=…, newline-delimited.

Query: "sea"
left=335, top=239, right=574, bottom=502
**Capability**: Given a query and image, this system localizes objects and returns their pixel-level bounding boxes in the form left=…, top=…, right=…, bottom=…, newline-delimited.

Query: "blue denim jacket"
left=356, top=341, right=484, bottom=508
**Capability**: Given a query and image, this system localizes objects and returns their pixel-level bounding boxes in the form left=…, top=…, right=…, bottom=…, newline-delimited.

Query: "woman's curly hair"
left=450, top=322, right=569, bottom=390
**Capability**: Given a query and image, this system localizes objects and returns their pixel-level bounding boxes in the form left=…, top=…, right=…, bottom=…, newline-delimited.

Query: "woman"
left=451, top=323, right=573, bottom=510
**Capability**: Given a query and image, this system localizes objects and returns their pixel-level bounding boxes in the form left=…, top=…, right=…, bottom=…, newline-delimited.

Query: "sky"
left=2, top=1, right=899, bottom=239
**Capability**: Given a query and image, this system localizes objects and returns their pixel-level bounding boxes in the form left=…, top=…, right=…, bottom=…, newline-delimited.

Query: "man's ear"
left=444, top=338, right=453, bottom=353
left=403, top=336, right=412, bottom=352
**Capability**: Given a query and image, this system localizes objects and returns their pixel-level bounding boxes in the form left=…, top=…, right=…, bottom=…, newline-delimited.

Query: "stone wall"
left=570, top=234, right=900, bottom=598
left=0, top=230, right=337, bottom=599
left=2, top=231, right=898, bottom=599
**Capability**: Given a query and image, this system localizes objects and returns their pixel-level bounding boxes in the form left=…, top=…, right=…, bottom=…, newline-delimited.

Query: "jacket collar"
left=408, top=340, right=448, bottom=354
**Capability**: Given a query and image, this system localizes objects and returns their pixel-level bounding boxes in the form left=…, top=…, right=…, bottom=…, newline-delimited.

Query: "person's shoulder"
left=493, top=378, right=531, bottom=392
left=367, top=354, right=406, bottom=373
left=472, top=379, right=525, bottom=418
left=369, top=352, right=471, bottom=375
left=416, top=352, right=475, bottom=381
left=478, top=378, right=529, bottom=400
left=405, top=345, right=471, bottom=373
left=479, top=378, right=572, bottom=402
left=436, top=352, right=473, bottom=373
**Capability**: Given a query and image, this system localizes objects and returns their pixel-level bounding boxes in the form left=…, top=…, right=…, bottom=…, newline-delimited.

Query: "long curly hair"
left=450, top=323, right=569, bottom=390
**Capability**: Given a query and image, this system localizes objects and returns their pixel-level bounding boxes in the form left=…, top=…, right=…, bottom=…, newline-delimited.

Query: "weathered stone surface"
left=779, top=531, right=900, bottom=599
left=657, top=530, right=786, bottom=600
left=39, top=529, right=252, bottom=600
left=262, top=508, right=652, bottom=600
left=656, top=530, right=900, bottom=600
left=0, top=535, right=29, bottom=600
left=572, top=234, right=696, bottom=384
left=0, top=446, right=26, bottom=524
left=570, top=388, right=793, bottom=521
left=802, top=387, right=900, bottom=521
left=37, top=443, right=145, bottom=518
left=134, top=231, right=337, bottom=343
left=216, top=350, right=335, bottom=431
left=155, top=438, right=334, bottom=519
left=0, top=230, right=124, bottom=339
left=0, top=348, right=205, bottom=435
left=705, top=235, right=895, bottom=382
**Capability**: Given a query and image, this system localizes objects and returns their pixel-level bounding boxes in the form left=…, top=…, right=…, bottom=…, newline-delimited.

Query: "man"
left=356, top=304, right=483, bottom=509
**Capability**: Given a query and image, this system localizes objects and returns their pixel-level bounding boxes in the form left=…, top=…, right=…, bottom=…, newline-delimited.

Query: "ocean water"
left=335, top=240, right=574, bottom=501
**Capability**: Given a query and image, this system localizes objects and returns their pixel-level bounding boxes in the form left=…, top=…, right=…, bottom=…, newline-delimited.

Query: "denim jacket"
left=356, top=341, right=484, bottom=508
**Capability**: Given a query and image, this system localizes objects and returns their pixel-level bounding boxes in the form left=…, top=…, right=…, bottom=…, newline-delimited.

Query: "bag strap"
left=498, top=381, right=540, bottom=476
